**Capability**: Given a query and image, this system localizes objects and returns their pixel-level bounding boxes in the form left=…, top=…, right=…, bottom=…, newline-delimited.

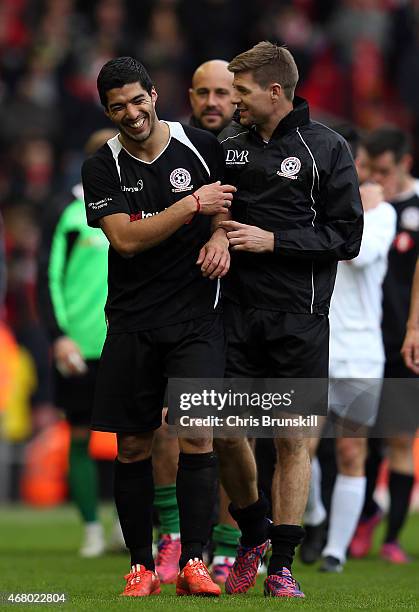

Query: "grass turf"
left=0, top=505, right=418, bottom=611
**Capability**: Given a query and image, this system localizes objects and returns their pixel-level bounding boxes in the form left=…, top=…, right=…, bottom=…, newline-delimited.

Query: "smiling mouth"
left=128, top=117, right=146, bottom=129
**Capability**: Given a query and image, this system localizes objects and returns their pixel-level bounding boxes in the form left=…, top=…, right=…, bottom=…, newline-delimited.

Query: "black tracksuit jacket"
left=219, top=97, right=363, bottom=315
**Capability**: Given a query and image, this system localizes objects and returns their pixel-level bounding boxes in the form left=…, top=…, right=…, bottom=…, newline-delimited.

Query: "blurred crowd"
left=1, top=0, right=419, bottom=499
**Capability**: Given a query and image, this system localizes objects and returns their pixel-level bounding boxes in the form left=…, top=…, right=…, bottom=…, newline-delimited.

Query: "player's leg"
left=165, top=314, right=225, bottom=596
left=300, top=432, right=327, bottom=564
left=264, top=312, right=328, bottom=598
left=69, top=425, right=104, bottom=557
left=320, top=360, right=382, bottom=571
left=55, top=361, right=104, bottom=557
left=381, top=435, right=415, bottom=563
left=93, top=331, right=164, bottom=596
left=215, top=301, right=271, bottom=595
left=320, top=436, right=366, bottom=572
left=153, top=417, right=181, bottom=583
left=268, top=435, right=309, bottom=575
left=350, top=436, right=384, bottom=557
left=211, top=486, right=241, bottom=584
left=115, top=431, right=156, bottom=569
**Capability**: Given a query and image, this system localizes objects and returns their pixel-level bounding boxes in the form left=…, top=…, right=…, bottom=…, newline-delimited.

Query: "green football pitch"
left=0, top=505, right=418, bottom=611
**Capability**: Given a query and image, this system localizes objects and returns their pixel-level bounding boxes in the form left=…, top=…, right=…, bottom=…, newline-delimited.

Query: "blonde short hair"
left=228, top=42, right=299, bottom=101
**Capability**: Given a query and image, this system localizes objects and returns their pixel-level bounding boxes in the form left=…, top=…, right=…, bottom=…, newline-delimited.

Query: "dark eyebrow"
left=109, top=95, right=146, bottom=110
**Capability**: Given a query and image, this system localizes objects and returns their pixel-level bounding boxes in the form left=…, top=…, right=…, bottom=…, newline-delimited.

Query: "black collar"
left=251, top=96, right=310, bottom=142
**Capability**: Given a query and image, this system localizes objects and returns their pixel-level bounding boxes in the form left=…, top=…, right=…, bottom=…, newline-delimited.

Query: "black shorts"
left=224, top=300, right=329, bottom=416
left=224, top=300, right=329, bottom=378
left=93, top=314, right=225, bottom=433
left=372, top=353, right=419, bottom=436
left=53, top=360, right=99, bottom=427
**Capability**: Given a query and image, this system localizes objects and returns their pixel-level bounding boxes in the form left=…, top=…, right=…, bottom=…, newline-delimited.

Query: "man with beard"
left=82, top=56, right=235, bottom=597
left=189, top=59, right=236, bottom=135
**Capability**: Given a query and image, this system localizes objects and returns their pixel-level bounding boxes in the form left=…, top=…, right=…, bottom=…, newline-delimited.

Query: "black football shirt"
left=382, top=191, right=419, bottom=356
left=82, top=121, right=225, bottom=333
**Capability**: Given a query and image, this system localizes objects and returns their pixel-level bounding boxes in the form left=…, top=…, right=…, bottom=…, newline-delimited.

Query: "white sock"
left=304, top=457, right=327, bottom=526
left=323, top=474, right=366, bottom=563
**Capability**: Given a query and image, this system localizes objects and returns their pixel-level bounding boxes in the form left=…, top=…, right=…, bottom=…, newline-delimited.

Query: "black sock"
left=177, top=452, right=217, bottom=570
left=114, top=458, right=155, bottom=570
left=229, top=495, right=269, bottom=548
left=385, top=471, right=414, bottom=543
left=268, top=524, right=305, bottom=574
left=362, top=438, right=383, bottom=518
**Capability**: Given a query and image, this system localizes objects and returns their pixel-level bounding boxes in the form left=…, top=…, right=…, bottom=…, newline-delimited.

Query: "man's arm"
left=273, top=141, right=363, bottom=261
left=349, top=198, right=396, bottom=269
left=220, top=138, right=363, bottom=259
left=401, top=258, right=419, bottom=373
left=82, top=157, right=234, bottom=258
left=37, top=204, right=87, bottom=376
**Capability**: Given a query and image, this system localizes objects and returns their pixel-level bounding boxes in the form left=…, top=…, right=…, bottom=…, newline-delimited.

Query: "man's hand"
left=53, top=336, right=88, bottom=377
left=194, top=181, right=236, bottom=216
left=197, top=228, right=230, bottom=279
left=219, top=220, right=274, bottom=253
left=359, top=183, right=384, bottom=212
left=401, top=327, right=419, bottom=374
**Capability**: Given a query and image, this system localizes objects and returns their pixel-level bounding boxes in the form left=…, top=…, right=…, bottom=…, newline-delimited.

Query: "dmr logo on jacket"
left=225, top=149, right=249, bottom=165
left=277, top=157, right=301, bottom=180
left=170, top=168, right=193, bottom=193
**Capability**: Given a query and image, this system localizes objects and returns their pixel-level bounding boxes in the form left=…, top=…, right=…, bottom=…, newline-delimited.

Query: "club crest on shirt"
left=277, top=156, right=301, bottom=180
left=393, top=231, right=415, bottom=253
left=170, top=168, right=193, bottom=193
left=400, top=206, right=419, bottom=231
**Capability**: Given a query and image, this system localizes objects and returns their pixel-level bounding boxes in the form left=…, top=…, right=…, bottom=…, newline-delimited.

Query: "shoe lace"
left=188, top=559, right=214, bottom=585
left=273, top=569, right=299, bottom=590
left=124, top=568, right=144, bottom=589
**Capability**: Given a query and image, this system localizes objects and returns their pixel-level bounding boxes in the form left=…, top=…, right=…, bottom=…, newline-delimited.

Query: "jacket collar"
left=251, top=96, right=310, bottom=142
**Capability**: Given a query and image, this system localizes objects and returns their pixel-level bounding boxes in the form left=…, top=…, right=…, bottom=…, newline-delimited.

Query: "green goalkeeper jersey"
left=38, top=185, right=108, bottom=359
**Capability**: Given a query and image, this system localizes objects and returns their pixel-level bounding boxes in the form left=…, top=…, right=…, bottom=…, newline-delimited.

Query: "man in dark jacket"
left=214, top=42, right=363, bottom=598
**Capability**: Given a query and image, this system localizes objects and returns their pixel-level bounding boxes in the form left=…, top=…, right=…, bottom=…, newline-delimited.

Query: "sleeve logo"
left=277, top=156, right=301, bottom=180
left=170, top=168, right=193, bottom=192
left=87, top=197, right=112, bottom=210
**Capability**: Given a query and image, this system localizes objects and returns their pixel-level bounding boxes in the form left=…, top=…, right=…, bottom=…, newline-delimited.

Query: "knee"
left=275, top=436, right=308, bottom=459
left=117, top=432, right=154, bottom=462
left=389, top=436, right=414, bottom=454
left=214, top=437, right=247, bottom=458
left=337, top=439, right=365, bottom=475
left=178, top=437, right=213, bottom=454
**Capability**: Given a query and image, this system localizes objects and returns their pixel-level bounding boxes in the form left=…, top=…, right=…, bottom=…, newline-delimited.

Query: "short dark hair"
left=228, top=42, right=299, bottom=101
left=97, top=57, right=153, bottom=107
left=364, top=126, right=411, bottom=163
left=332, top=124, right=361, bottom=158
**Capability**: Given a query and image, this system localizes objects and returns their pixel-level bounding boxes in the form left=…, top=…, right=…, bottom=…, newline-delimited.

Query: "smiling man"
left=214, top=42, right=363, bottom=599
left=189, top=59, right=235, bottom=135
left=81, top=56, right=236, bottom=597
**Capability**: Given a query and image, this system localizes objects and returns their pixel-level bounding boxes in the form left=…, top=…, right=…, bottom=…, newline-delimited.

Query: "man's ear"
left=271, top=83, right=282, bottom=101
left=151, top=87, right=158, bottom=106
left=401, top=152, right=413, bottom=174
